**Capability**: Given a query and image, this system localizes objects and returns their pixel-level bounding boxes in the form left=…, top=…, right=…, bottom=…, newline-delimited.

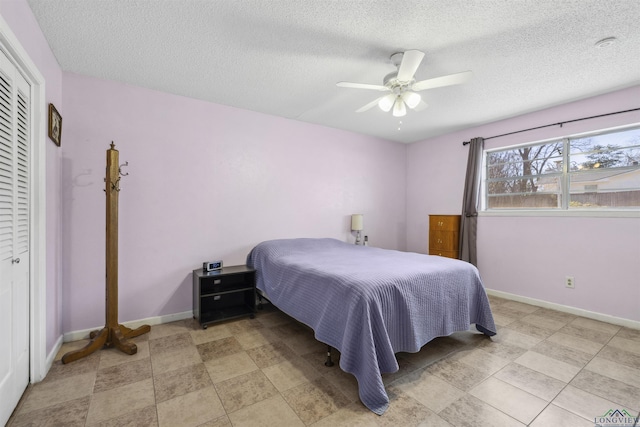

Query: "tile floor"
left=7, top=296, right=640, bottom=426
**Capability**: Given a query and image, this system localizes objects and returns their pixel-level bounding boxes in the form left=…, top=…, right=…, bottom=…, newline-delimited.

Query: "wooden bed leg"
left=324, top=345, right=335, bottom=367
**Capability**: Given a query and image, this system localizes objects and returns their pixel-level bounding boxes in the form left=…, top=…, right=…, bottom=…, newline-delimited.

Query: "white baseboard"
left=40, top=334, right=64, bottom=382
left=486, top=289, right=640, bottom=330
left=62, top=311, right=193, bottom=343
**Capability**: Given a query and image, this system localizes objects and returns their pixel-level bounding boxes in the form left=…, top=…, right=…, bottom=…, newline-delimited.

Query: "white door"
left=0, top=48, right=31, bottom=426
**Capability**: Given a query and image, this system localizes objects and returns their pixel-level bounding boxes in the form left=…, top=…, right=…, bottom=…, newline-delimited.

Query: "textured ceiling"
left=26, top=0, right=640, bottom=143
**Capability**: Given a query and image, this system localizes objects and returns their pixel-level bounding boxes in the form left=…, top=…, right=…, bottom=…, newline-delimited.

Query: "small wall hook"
left=119, top=161, right=129, bottom=177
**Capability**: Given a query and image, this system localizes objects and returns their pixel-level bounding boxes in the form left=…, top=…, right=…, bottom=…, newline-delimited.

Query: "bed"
left=246, top=238, right=496, bottom=415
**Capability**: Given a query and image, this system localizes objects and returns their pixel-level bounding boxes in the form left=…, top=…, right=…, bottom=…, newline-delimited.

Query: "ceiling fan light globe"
left=378, top=94, right=395, bottom=112
left=402, top=91, right=421, bottom=109
left=392, top=99, right=407, bottom=117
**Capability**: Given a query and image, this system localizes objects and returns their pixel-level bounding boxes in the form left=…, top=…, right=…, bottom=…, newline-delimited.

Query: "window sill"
left=479, top=209, right=640, bottom=218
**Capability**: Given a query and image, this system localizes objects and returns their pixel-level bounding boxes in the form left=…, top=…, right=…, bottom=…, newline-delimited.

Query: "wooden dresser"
left=429, top=215, right=461, bottom=259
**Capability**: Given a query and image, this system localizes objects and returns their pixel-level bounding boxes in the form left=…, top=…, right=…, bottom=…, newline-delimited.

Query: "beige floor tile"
left=227, top=395, right=304, bottom=427
left=215, top=370, right=279, bottom=413
left=255, top=308, right=294, bottom=328
left=375, top=390, right=438, bottom=427
left=150, top=344, right=202, bottom=373
left=558, top=323, right=617, bottom=344
left=149, top=331, right=194, bottom=355
left=309, top=401, right=379, bottom=427
left=198, top=415, right=232, bottom=427
left=382, top=356, right=419, bottom=386
left=93, top=358, right=152, bottom=393
left=503, top=321, right=556, bottom=340
left=43, top=353, right=101, bottom=384
left=492, top=312, right=518, bottom=327
left=234, top=327, right=281, bottom=350
left=205, top=351, right=259, bottom=384
left=529, top=308, right=577, bottom=324
left=154, top=362, right=212, bottom=403
left=85, top=378, right=155, bottom=425
left=585, top=356, right=640, bottom=388
left=9, top=396, right=90, bottom=427
left=545, top=331, right=604, bottom=356
left=617, top=327, right=640, bottom=342
left=520, top=313, right=570, bottom=331
left=246, top=341, right=298, bottom=369
left=608, top=336, right=640, bottom=355
left=569, top=317, right=621, bottom=335
left=397, top=339, right=463, bottom=369
left=529, top=404, right=593, bottom=427
left=196, top=336, right=244, bottom=362
left=426, top=358, right=491, bottom=391
left=531, top=340, right=593, bottom=368
left=321, top=367, right=360, bottom=403
left=453, top=347, right=511, bottom=375
left=282, top=331, right=328, bottom=356
left=439, top=394, right=525, bottom=427
left=469, top=377, right=548, bottom=424
left=500, top=301, right=540, bottom=314
left=493, top=362, right=566, bottom=401
left=54, top=339, right=92, bottom=361
left=189, top=323, right=233, bottom=345
left=90, top=404, right=158, bottom=427
left=570, top=369, right=640, bottom=411
left=156, top=386, right=225, bottom=427
left=98, top=341, right=150, bottom=370
left=19, top=372, right=95, bottom=414
left=474, top=336, right=529, bottom=361
left=226, top=317, right=263, bottom=335
left=8, top=305, right=640, bottom=427
left=514, top=350, right=581, bottom=383
left=493, top=327, right=543, bottom=349
left=148, top=320, right=193, bottom=340
left=391, top=368, right=465, bottom=413
left=282, top=376, right=351, bottom=425
left=598, top=345, right=640, bottom=370
left=553, top=384, right=636, bottom=421
left=262, top=357, right=321, bottom=392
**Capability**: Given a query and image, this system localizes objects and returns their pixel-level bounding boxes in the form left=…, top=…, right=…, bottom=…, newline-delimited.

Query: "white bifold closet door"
left=0, top=47, right=31, bottom=426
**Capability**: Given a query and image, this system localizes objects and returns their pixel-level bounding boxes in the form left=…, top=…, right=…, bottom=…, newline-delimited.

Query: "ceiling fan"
left=337, top=50, right=472, bottom=117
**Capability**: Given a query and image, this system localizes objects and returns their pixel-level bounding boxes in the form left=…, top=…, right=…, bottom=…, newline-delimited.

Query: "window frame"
left=480, top=123, right=640, bottom=218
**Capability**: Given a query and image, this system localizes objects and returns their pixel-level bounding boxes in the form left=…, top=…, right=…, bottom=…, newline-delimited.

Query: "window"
left=483, top=126, right=640, bottom=211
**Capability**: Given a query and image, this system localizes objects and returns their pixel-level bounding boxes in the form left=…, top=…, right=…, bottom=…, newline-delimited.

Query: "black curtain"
left=459, top=137, right=484, bottom=266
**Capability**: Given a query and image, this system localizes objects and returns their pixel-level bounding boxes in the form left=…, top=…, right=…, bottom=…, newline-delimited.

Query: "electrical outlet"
left=566, top=276, right=575, bottom=289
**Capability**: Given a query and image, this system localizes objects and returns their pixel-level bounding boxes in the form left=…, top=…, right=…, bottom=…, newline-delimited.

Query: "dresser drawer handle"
left=437, top=221, right=444, bottom=227
left=437, top=239, right=442, bottom=244
left=213, top=279, right=221, bottom=285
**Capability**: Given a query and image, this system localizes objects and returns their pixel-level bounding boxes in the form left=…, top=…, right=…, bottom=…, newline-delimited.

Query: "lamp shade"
left=351, top=214, right=363, bottom=231
left=402, top=91, right=421, bottom=109
left=378, top=94, right=396, bottom=112
left=392, top=98, right=407, bottom=117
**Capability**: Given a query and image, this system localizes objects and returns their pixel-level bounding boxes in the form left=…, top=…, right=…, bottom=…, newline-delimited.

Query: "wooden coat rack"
left=62, top=143, right=150, bottom=364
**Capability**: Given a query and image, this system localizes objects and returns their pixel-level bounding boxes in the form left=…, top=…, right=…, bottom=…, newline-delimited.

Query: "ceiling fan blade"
left=413, top=100, right=429, bottom=111
left=355, top=97, right=384, bottom=113
left=337, top=82, right=389, bottom=91
left=397, top=50, right=425, bottom=82
left=411, top=71, right=472, bottom=91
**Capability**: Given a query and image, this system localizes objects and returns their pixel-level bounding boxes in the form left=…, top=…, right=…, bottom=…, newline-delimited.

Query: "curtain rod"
left=462, top=107, right=640, bottom=146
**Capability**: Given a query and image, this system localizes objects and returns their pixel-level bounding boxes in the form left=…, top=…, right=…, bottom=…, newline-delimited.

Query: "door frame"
left=0, top=14, right=48, bottom=382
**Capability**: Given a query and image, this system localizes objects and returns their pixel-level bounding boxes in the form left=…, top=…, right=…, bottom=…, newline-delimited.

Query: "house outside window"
left=482, top=125, right=640, bottom=211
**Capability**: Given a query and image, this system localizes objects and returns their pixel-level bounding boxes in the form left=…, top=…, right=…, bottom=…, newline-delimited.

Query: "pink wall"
left=61, top=73, right=406, bottom=332
left=407, top=86, right=640, bottom=322
left=1, top=0, right=64, bottom=354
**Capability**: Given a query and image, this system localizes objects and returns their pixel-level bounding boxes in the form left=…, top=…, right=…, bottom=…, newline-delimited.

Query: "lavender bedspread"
left=246, top=238, right=496, bottom=415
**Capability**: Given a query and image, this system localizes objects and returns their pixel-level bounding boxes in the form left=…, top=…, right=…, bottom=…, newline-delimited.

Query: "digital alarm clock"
left=203, top=260, right=223, bottom=272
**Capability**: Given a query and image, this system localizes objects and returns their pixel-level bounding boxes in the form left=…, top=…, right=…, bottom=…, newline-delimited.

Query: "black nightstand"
left=192, top=265, right=257, bottom=329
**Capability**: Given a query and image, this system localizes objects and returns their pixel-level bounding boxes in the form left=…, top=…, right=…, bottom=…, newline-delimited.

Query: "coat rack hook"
left=119, top=161, right=129, bottom=177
